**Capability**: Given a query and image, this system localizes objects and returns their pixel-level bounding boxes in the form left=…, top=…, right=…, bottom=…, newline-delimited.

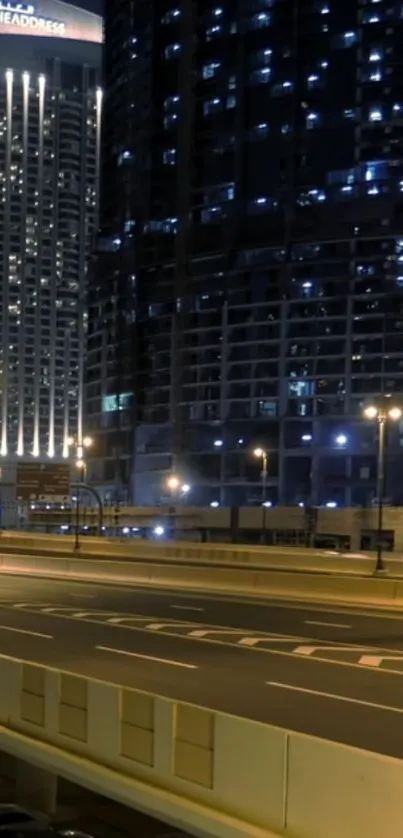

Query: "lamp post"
left=68, top=435, right=93, bottom=551
left=363, top=403, right=402, bottom=573
left=254, top=447, right=268, bottom=542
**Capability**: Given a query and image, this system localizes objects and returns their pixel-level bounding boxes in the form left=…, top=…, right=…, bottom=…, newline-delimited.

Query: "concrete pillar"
left=15, top=759, right=57, bottom=814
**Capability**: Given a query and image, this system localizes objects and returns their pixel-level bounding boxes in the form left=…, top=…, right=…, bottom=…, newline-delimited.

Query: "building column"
left=15, top=759, right=57, bottom=814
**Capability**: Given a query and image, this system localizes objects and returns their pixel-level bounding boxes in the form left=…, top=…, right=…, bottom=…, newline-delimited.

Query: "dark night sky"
left=78, top=0, right=104, bottom=13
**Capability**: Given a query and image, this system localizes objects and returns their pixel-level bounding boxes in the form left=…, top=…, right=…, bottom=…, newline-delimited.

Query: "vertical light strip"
left=47, top=78, right=56, bottom=459
left=17, top=71, right=30, bottom=457
left=95, top=87, right=102, bottom=223
left=33, top=73, right=45, bottom=458
left=62, top=331, right=71, bottom=458
left=1, top=69, right=13, bottom=457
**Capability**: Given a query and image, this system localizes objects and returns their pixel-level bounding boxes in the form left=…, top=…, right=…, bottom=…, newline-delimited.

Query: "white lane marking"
left=107, top=616, right=154, bottom=624
left=0, top=624, right=52, bottom=639
left=305, top=620, right=352, bottom=629
left=266, top=681, right=403, bottom=714
left=294, top=645, right=370, bottom=656
left=95, top=645, right=197, bottom=669
left=359, top=655, right=403, bottom=668
left=188, top=629, right=247, bottom=638
left=238, top=637, right=302, bottom=647
left=170, top=605, right=205, bottom=612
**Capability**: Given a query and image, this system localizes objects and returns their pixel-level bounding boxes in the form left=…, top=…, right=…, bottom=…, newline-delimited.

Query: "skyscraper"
left=0, top=0, right=102, bottom=473
left=88, top=0, right=403, bottom=508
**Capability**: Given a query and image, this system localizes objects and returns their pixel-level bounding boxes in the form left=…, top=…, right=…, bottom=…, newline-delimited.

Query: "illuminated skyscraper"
left=88, top=0, right=403, bottom=508
left=0, top=0, right=102, bottom=468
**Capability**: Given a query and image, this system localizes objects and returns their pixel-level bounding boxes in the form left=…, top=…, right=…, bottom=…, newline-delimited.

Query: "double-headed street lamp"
left=166, top=475, right=191, bottom=500
left=363, top=402, right=402, bottom=573
left=254, top=447, right=269, bottom=542
left=68, top=435, right=93, bottom=551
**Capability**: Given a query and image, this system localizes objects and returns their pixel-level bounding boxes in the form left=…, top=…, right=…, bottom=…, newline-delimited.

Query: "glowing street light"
left=253, top=447, right=269, bottom=541
left=67, top=434, right=94, bottom=551
left=166, top=474, right=191, bottom=500
left=363, top=401, right=402, bottom=572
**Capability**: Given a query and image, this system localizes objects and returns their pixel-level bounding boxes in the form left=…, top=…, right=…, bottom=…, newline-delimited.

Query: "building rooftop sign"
left=0, top=0, right=102, bottom=43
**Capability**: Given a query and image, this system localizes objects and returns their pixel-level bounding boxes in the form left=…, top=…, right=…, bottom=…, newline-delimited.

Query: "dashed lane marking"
left=4, top=601, right=403, bottom=674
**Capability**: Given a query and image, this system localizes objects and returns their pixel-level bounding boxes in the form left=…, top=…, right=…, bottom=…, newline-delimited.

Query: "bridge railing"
left=0, top=654, right=399, bottom=838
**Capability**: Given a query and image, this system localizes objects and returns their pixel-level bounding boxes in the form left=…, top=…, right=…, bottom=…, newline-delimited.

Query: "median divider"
left=0, top=652, right=400, bottom=838
left=0, top=530, right=394, bottom=575
left=1, top=551, right=402, bottom=608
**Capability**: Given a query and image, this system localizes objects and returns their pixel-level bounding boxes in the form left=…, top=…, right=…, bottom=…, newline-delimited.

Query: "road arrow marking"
left=107, top=616, right=154, bottom=624
left=294, top=645, right=370, bottom=656
left=146, top=623, right=169, bottom=630
left=359, top=655, right=403, bottom=668
left=238, top=637, right=301, bottom=647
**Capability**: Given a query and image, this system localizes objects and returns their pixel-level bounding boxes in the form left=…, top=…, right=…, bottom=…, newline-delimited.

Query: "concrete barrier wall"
left=0, top=654, right=402, bottom=838
left=0, top=551, right=401, bottom=608
left=0, top=530, right=396, bottom=576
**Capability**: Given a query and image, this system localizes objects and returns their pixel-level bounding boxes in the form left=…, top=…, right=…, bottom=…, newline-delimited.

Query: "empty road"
left=1, top=573, right=403, bottom=757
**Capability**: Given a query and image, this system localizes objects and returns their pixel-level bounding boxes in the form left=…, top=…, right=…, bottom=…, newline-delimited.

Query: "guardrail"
left=1, top=551, right=403, bottom=608
left=0, top=530, right=394, bottom=575
left=0, top=653, right=399, bottom=838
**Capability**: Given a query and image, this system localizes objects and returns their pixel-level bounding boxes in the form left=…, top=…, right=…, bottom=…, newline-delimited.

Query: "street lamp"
left=166, top=474, right=191, bottom=500
left=363, top=402, right=402, bottom=572
left=253, top=447, right=268, bottom=542
left=68, top=435, right=93, bottom=551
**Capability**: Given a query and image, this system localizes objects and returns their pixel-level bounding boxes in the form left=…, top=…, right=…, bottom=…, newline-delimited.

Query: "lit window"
left=369, top=50, right=382, bottom=61
left=249, top=122, right=269, bottom=140
left=248, top=12, right=271, bottom=29
left=206, top=25, right=221, bottom=40
left=117, top=150, right=133, bottom=165
left=161, top=9, right=181, bottom=24
left=320, top=5, right=329, bottom=13
left=306, top=112, right=320, bottom=129
left=271, top=80, right=293, bottom=97
left=201, top=206, right=222, bottom=223
left=368, top=70, right=382, bottom=81
left=226, top=95, right=236, bottom=109
left=307, top=73, right=320, bottom=88
left=202, top=61, right=221, bottom=79
left=212, top=6, right=223, bottom=15
left=163, top=114, right=178, bottom=129
left=163, top=148, right=176, bottom=165
left=248, top=197, right=278, bottom=213
left=164, top=95, right=180, bottom=111
left=341, top=30, right=357, bottom=46
left=249, top=67, right=271, bottom=84
left=203, top=97, right=221, bottom=115
left=343, top=108, right=355, bottom=119
left=164, top=43, right=181, bottom=59
left=369, top=107, right=383, bottom=121
left=281, top=123, right=291, bottom=134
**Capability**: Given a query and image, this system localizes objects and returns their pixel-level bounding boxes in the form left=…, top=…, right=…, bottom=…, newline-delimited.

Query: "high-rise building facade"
left=88, top=0, right=403, bottom=508
left=0, top=0, right=102, bottom=467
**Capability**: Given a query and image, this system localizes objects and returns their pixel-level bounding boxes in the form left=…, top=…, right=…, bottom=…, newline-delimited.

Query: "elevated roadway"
left=0, top=576, right=402, bottom=758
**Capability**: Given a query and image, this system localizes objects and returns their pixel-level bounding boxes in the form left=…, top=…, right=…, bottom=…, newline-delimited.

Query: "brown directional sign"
left=16, top=463, right=70, bottom=502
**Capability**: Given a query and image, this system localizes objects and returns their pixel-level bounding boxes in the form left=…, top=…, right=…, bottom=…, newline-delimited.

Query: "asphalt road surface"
left=1, top=574, right=403, bottom=758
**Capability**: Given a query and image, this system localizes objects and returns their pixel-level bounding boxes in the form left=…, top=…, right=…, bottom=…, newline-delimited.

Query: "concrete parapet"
left=0, top=654, right=402, bottom=838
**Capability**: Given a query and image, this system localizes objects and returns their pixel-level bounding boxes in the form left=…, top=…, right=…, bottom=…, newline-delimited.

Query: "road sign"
left=16, top=463, right=70, bottom=502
